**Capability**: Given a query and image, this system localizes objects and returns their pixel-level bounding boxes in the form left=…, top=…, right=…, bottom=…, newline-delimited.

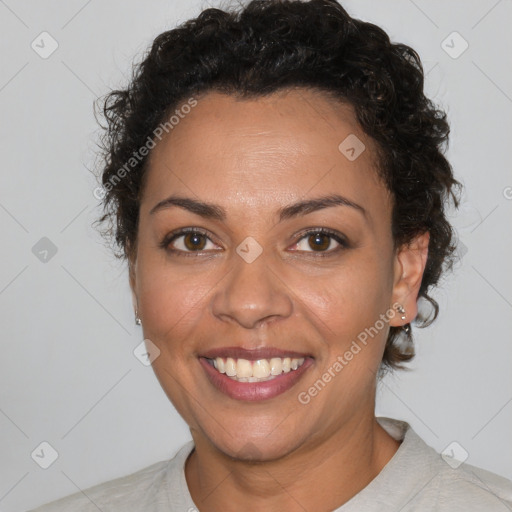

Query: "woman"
left=31, top=0, right=512, bottom=510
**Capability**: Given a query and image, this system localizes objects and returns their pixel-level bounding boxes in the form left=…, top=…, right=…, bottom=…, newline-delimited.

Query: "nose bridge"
left=211, top=243, right=293, bottom=328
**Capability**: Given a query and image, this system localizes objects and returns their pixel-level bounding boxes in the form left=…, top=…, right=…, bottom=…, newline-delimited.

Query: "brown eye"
left=307, top=233, right=331, bottom=251
left=291, top=229, right=347, bottom=255
left=183, top=232, right=207, bottom=251
left=164, top=229, right=218, bottom=253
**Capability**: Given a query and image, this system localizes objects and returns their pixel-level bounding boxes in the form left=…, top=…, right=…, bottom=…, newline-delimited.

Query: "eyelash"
left=160, top=227, right=349, bottom=258
left=159, top=227, right=217, bottom=257
left=291, top=227, right=348, bottom=256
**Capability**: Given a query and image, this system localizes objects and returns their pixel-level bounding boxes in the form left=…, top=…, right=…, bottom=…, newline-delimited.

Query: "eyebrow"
left=149, top=195, right=226, bottom=220
left=149, top=193, right=367, bottom=222
left=278, top=194, right=367, bottom=221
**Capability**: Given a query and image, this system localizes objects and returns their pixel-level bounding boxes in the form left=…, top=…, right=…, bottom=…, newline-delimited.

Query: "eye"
left=162, top=228, right=219, bottom=254
left=290, top=228, right=347, bottom=254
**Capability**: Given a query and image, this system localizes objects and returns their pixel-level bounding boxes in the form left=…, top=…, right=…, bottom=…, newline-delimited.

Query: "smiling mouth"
left=205, top=356, right=306, bottom=382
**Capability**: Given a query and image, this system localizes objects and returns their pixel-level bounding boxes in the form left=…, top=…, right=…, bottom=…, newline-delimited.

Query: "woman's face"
left=131, top=89, right=420, bottom=460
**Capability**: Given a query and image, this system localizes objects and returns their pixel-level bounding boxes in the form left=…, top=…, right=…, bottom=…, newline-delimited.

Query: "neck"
left=185, top=413, right=400, bottom=512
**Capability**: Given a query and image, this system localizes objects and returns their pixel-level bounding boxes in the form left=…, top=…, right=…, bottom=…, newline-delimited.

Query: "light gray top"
left=29, top=417, right=512, bottom=511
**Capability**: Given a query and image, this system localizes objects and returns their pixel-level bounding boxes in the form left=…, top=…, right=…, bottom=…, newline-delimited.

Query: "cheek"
left=136, top=234, right=395, bottom=354
left=136, top=252, right=220, bottom=347
left=292, top=253, right=394, bottom=343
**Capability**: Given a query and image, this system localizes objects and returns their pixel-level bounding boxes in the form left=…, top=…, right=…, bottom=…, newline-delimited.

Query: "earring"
left=395, top=304, right=411, bottom=334
left=135, top=310, right=142, bottom=325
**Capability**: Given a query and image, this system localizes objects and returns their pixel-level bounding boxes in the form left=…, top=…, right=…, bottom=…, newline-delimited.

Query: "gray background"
left=1, top=0, right=511, bottom=510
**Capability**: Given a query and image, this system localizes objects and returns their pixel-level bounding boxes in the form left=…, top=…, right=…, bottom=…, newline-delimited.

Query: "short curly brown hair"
left=95, top=0, right=460, bottom=371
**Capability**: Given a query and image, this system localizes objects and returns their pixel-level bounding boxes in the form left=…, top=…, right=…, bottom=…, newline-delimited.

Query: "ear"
left=389, top=232, right=430, bottom=327
left=127, top=242, right=138, bottom=313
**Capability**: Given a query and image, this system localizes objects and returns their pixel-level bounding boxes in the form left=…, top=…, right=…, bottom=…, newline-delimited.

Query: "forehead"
left=142, top=88, right=390, bottom=220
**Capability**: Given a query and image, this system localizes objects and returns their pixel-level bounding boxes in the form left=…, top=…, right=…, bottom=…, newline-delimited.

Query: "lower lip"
left=199, top=357, right=313, bottom=401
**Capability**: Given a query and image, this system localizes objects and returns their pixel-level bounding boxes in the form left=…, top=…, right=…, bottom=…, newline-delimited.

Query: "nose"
left=211, top=250, right=293, bottom=329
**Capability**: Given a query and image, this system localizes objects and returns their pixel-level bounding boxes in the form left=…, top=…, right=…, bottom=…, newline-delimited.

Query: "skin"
left=129, top=88, right=429, bottom=512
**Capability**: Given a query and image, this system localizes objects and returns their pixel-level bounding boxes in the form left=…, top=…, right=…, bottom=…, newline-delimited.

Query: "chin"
left=204, top=422, right=308, bottom=463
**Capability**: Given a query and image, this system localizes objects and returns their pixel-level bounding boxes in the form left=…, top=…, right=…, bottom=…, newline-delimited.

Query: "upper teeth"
left=211, top=357, right=305, bottom=381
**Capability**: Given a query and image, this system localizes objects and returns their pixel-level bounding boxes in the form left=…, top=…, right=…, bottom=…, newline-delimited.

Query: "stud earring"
left=135, top=310, right=142, bottom=325
left=395, top=304, right=411, bottom=334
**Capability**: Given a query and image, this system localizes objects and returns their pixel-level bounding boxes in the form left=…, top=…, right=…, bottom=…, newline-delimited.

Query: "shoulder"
left=28, top=460, right=169, bottom=511
left=432, top=460, right=512, bottom=510
left=375, top=418, right=512, bottom=511
left=28, top=442, right=195, bottom=512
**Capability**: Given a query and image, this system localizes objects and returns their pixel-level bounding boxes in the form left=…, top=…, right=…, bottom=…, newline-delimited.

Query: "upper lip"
left=200, top=346, right=311, bottom=361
